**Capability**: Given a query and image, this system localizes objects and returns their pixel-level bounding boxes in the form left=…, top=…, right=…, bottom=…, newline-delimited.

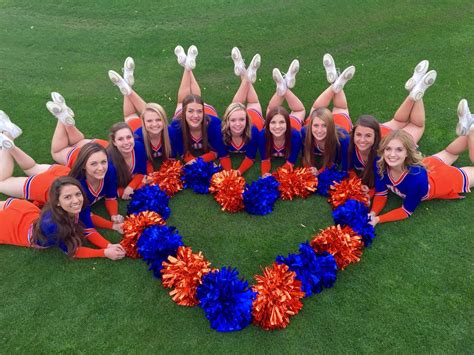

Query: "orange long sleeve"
left=238, top=157, right=254, bottom=175
left=220, top=156, right=232, bottom=170
left=104, top=199, right=119, bottom=217
left=73, top=247, right=106, bottom=258
left=261, top=159, right=271, bottom=176
left=91, top=213, right=114, bottom=229
left=86, top=230, right=110, bottom=248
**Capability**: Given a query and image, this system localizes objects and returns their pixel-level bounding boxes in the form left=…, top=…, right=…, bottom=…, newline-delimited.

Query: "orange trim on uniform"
left=67, top=139, right=109, bottom=168
left=423, top=157, right=470, bottom=199
left=23, top=165, right=71, bottom=204
left=333, top=113, right=352, bottom=133
left=126, top=117, right=142, bottom=132
left=0, top=199, right=40, bottom=247
left=247, top=109, right=264, bottom=131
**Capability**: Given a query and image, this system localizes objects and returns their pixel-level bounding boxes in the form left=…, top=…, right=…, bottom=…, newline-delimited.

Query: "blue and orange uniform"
left=0, top=199, right=111, bottom=258
left=171, top=115, right=227, bottom=163
left=258, top=128, right=302, bottom=175
left=66, top=139, right=109, bottom=168
left=301, top=126, right=350, bottom=172
left=115, top=140, right=148, bottom=196
left=247, top=108, right=265, bottom=131
left=23, top=165, right=71, bottom=205
left=371, top=156, right=470, bottom=223
left=220, top=125, right=259, bottom=174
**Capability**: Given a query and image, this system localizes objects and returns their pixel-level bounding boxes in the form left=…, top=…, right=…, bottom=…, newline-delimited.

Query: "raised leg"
left=310, top=86, right=334, bottom=116
left=332, top=89, right=349, bottom=116
left=246, top=81, right=262, bottom=115
left=285, top=89, right=305, bottom=123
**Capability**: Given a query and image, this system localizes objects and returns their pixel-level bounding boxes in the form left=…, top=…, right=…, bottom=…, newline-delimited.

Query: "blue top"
left=78, top=161, right=118, bottom=205
left=224, top=125, right=259, bottom=160
left=134, top=126, right=178, bottom=160
left=258, top=128, right=302, bottom=164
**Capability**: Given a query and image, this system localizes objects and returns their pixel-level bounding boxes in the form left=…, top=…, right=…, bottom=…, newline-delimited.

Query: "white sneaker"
left=0, top=110, right=22, bottom=139
left=185, top=45, right=198, bottom=71
left=456, top=99, right=472, bottom=136
left=409, top=70, right=437, bottom=102
left=272, top=68, right=287, bottom=96
left=46, top=101, right=75, bottom=126
left=323, top=53, right=338, bottom=84
left=123, top=57, right=135, bottom=86
left=174, top=45, right=187, bottom=68
left=108, top=70, right=132, bottom=96
left=231, top=47, right=246, bottom=77
left=405, top=60, right=429, bottom=91
left=51, top=92, right=75, bottom=118
left=332, top=66, right=355, bottom=93
left=0, top=133, right=15, bottom=150
left=285, top=59, right=299, bottom=89
left=246, top=54, right=261, bottom=83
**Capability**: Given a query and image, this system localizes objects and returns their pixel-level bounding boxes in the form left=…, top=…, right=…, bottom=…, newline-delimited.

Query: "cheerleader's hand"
left=104, top=245, right=126, bottom=260
left=111, top=214, right=124, bottom=224
left=309, top=167, right=319, bottom=176
left=122, top=186, right=134, bottom=200
left=112, top=222, right=124, bottom=234
left=262, top=173, right=272, bottom=178
left=368, top=212, right=379, bottom=226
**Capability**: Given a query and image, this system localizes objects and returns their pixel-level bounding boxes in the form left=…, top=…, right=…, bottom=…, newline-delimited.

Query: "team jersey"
left=170, top=115, right=227, bottom=160
left=258, top=128, right=302, bottom=163
left=224, top=125, right=259, bottom=159
left=126, top=140, right=147, bottom=176
left=349, top=146, right=378, bottom=177
left=301, top=126, right=349, bottom=171
left=134, top=126, right=178, bottom=160
left=76, top=161, right=118, bottom=206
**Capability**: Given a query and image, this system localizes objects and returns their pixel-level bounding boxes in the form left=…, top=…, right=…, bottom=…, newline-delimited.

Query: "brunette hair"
left=31, top=176, right=88, bottom=257
left=69, top=142, right=108, bottom=181
left=180, top=94, right=209, bottom=155
left=376, top=130, right=425, bottom=177
left=221, top=102, right=252, bottom=145
left=107, top=122, right=133, bottom=188
left=264, top=106, right=292, bottom=159
left=303, top=107, right=345, bottom=169
left=348, top=115, right=381, bottom=187
left=140, top=103, right=172, bottom=161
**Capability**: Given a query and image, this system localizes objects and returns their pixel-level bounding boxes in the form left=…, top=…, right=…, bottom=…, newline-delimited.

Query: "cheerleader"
left=46, top=93, right=108, bottom=167
left=171, top=45, right=226, bottom=163
left=108, top=58, right=175, bottom=172
left=219, top=48, right=261, bottom=174
left=0, top=176, right=125, bottom=259
left=369, top=102, right=474, bottom=226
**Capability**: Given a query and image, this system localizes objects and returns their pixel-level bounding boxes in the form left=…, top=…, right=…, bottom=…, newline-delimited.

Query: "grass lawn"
left=1, top=0, right=473, bottom=353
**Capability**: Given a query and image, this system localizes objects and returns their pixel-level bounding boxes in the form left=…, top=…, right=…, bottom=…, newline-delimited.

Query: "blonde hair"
left=377, top=130, right=425, bottom=177
left=140, top=103, right=171, bottom=161
left=221, top=103, right=251, bottom=145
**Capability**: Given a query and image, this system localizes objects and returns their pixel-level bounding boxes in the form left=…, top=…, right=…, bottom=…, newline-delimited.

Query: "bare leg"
left=246, top=82, right=262, bottom=114
left=310, top=86, right=334, bottom=116
left=0, top=201, right=5, bottom=210
left=401, top=99, right=425, bottom=144
left=0, top=147, right=14, bottom=181
left=50, top=121, right=91, bottom=165
left=432, top=136, right=468, bottom=165
left=383, top=96, right=416, bottom=130
left=8, top=146, right=51, bottom=176
left=266, top=92, right=285, bottom=115
left=232, top=76, right=249, bottom=104
left=469, top=129, right=474, bottom=163
left=0, top=148, right=26, bottom=197
left=332, top=89, right=349, bottom=116
left=285, top=89, right=306, bottom=122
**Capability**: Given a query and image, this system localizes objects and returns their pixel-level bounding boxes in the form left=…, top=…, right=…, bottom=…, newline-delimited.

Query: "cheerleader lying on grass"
left=0, top=176, right=125, bottom=259
left=369, top=100, right=474, bottom=225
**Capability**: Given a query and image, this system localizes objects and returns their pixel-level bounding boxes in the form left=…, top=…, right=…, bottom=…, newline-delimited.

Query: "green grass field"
left=1, top=0, right=473, bottom=353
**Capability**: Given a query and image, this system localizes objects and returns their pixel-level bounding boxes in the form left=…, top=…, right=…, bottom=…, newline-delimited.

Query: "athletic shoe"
left=0, top=133, right=15, bottom=150
left=174, top=45, right=187, bottom=67
left=46, top=101, right=75, bottom=126
left=405, top=60, right=429, bottom=91
left=456, top=99, right=472, bottom=136
left=0, top=110, right=22, bottom=139
left=285, top=59, right=299, bottom=89
left=247, top=54, right=261, bottom=83
left=51, top=92, right=75, bottom=118
left=108, top=70, right=132, bottom=96
left=272, top=68, right=287, bottom=96
left=409, top=70, right=437, bottom=101
left=185, top=45, right=198, bottom=71
left=323, top=53, right=338, bottom=84
left=231, top=47, right=246, bottom=77
left=332, top=65, right=356, bottom=93
left=123, top=57, right=135, bottom=86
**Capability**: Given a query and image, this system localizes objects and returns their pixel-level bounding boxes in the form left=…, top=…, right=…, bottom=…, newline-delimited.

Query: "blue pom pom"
left=317, top=167, right=348, bottom=196
left=276, top=242, right=338, bottom=297
left=197, top=267, right=255, bottom=332
left=182, top=158, right=221, bottom=194
left=136, top=225, right=184, bottom=278
left=127, top=185, right=171, bottom=219
left=332, top=199, right=375, bottom=246
left=243, top=176, right=281, bottom=215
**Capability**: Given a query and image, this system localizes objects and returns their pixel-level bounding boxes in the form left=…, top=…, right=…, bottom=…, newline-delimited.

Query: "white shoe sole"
left=108, top=70, right=131, bottom=96
left=123, top=57, right=135, bottom=86
left=285, top=59, right=299, bottom=89
left=323, top=53, right=337, bottom=84
left=246, top=54, right=260, bottom=83
left=405, top=60, right=429, bottom=91
left=1, top=139, right=14, bottom=150
left=410, top=70, right=436, bottom=102
left=273, top=68, right=287, bottom=96
left=185, top=45, right=198, bottom=70
left=456, top=99, right=471, bottom=136
left=332, top=66, right=355, bottom=93
left=174, top=45, right=187, bottom=67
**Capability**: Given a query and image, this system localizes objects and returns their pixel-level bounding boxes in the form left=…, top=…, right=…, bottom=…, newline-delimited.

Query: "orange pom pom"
left=161, top=246, right=212, bottom=307
left=273, top=165, right=318, bottom=200
left=252, top=263, right=305, bottom=330
left=209, top=170, right=245, bottom=213
left=120, top=211, right=166, bottom=258
left=310, top=225, right=363, bottom=270
left=148, top=160, right=184, bottom=197
left=328, top=176, right=369, bottom=208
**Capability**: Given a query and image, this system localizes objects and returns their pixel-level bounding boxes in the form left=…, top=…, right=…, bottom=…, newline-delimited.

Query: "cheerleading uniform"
left=371, top=156, right=470, bottom=223
left=115, top=140, right=148, bottom=197
left=247, top=108, right=265, bottom=131
left=301, top=126, right=350, bottom=172
left=220, top=125, right=260, bottom=174
left=134, top=126, right=178, bottom=173
left=23, top=165, right=71, bottom=205
left=259, top=128, right=302, bottom=175
left=66, top=139, right=109, bottom=168
left=170, top=115, right=227, bottom=163
left=0, top=199, right=110, bottom=258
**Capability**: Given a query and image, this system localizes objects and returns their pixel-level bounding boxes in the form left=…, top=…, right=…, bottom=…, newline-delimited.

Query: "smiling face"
left=311, top=116, right=327, bottom=142
left=185, top=102, right=204, bottom=130
left=57, top=184, right=84, bottom=215
left=228, top=109, right=247, bottom=136
left=383, top=138, right=408, bottom=170
left=143, top=110, right=164, bottom=136
left=84, top=151, right=108, bottom=181
left=112, top=127, right=135, bottom=155
left=354, top=125, right=376, bottom=153
left=269, top=114, right=287, bottom=138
